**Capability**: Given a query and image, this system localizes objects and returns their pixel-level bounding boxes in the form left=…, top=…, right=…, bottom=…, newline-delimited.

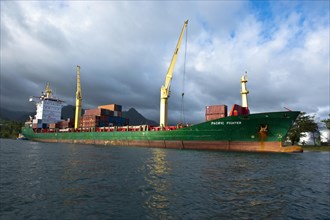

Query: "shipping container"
left=81, top=121, right=97, bottom=128
left=108, top=110, right=114, bottom=116
left=79, top=113, right=128, bottom=127
left=84, top=108, right=111, bottom=116
left=49, top=123, right=57, bottom=129
left=205, top=105, right=227, bottom=115
left=98, top=104, right=122, bottom=112
left=56, top=120, right=73, bottom=129
left=85, top=108, right=99, bottom=116
left=82, top=116, right=99, bottom=122
left=99, top=121, right=109, bottom=127
left=100, top=115, right=109, bottom=122
left=82, top=115, right=100, bottom=122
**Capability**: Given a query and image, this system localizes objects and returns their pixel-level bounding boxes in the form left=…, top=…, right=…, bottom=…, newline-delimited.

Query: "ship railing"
left=32, top=124, right=185, bottom=134
left=149, top=126, right=178, bottom=131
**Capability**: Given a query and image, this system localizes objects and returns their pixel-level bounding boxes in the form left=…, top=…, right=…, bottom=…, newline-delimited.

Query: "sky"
left=1, top=1, right=329, bottom=127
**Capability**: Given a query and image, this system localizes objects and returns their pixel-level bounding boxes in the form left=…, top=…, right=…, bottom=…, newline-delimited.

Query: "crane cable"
left=180, top=25, right=188, bottom=125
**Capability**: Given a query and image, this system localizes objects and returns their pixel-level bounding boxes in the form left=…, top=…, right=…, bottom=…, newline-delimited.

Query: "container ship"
left=21, top=20, right=302, bottom=153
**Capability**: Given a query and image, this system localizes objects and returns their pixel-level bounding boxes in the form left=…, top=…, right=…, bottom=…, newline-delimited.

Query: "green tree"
left=321, top=115, right=330, bottom=144
left=0, top=120, right=24, bottom=139
left=287, top=112, right=319, bottom=145
left=321, top=115, right=330, bottom=130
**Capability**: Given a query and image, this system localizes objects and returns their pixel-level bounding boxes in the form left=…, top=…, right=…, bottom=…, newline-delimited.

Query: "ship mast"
left=240, top=73, right=249, bottom=114
left=74, top=65, right=82, bottom=129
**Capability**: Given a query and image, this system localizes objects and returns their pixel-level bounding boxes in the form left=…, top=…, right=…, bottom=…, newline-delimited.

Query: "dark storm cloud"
left=1, top=1, right=329, bottom=124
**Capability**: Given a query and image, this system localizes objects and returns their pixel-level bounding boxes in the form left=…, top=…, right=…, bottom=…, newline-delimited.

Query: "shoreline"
left=301, top=145, right=330, bottom=151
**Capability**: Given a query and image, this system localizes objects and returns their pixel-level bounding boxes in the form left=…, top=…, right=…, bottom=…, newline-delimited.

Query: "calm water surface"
left=0, top=139, right=329, bottom=219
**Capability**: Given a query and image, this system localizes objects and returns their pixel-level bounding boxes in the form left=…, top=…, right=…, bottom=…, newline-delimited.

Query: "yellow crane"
left=44, top=82, right=52, bottom=98
left=74, top=65, right=82, bottom=129
left=160, top=20, right=188, bottom=127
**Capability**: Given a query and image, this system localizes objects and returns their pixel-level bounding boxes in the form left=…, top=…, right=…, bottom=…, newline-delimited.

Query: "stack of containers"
left=80, top=104, right=129, bottom=128
left=205, top=105, right=228, bottom=121
left=98, top=104, right=122, bottom=116
left=80, top=108, right=112, bottom=128
left=98, top=104, right=129, bottom=126
left=56, top=120, right=73, bottom=129
left=80, top=115, right=100, bottom=128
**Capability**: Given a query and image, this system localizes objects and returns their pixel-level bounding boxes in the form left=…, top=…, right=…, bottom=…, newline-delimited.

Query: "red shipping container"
left=57, top=121, right=69, bottom=128
left=82, top=115, right=100, bottom=122
left=85, top=108, right=100, bottom=116
left=205, top=105, right=227, bottom=115
left=82, top=121, right=97, bottom=128
left=85, top=108, right=113, bottom=116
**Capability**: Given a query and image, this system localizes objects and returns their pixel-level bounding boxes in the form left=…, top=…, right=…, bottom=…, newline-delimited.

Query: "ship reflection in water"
left=61, top=145, right=85, bottom=206
left=144, top=149, right=171, bottom=212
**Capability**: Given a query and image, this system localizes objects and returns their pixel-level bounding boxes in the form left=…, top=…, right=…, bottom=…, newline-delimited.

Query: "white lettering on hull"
left=211, top=121, right=242, bottom=125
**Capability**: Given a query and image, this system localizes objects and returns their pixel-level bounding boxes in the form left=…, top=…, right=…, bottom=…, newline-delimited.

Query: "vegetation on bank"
left=286, top=112, right=329, bottom=146
left=0, top=120, right=24, bottom=139
left=302, top=145, right=330, bottom=151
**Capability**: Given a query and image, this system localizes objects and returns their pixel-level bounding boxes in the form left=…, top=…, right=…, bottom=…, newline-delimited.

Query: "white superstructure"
left=29, top=83, right=65, bottom=124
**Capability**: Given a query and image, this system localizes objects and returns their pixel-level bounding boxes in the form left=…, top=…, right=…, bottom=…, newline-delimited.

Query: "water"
left=0, top=139, right=329, bottom=220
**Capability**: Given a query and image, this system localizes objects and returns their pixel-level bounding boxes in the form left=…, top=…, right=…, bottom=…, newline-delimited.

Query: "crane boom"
left=74, top=65, right=82, bottom=129
left=160, top=20, right=188, bottom=127
left=44, top=82, right=52, bottom=98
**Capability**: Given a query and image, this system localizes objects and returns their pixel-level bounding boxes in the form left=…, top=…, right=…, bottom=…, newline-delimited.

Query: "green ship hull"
left=22, top=111, right=302, bottom=153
